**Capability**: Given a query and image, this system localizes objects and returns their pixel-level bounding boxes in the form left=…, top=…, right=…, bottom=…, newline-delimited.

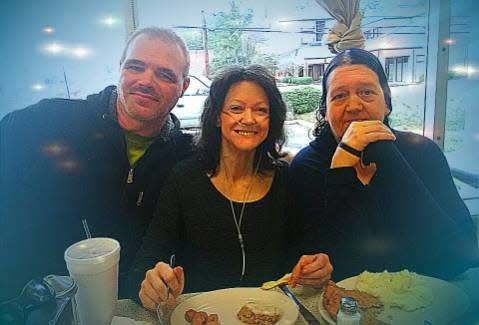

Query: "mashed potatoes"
left=354, top=270, right=432, bottom=311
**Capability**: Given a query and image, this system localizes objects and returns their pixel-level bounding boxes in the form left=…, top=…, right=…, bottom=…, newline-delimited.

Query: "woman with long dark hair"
left=130, top=65, right=332, bottom=311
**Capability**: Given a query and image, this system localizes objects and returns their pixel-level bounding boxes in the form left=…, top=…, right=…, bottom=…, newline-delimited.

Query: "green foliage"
left=388, top=99, right=422, bottom=132
left=389, top=94, right=465, bottom=152
left=444, top=132, right=464, bottom=153
left=250, top=53, right=280, bottom=74
left=280, top=76, right=314, bottom=85
left=282, top=87, right=321, bottom=114
left=446, top=98, right=466, bottom=131
left=208, top=1, right=278, bottom=76
left=178, top=30, right=203, bottom=50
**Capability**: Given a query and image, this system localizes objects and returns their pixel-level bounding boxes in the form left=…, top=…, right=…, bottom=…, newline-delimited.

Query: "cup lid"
left=64, top=237, right=120, bottom=265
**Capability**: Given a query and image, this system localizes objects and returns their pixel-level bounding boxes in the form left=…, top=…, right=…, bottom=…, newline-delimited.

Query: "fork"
left=156, top=254, right=176, bottom=323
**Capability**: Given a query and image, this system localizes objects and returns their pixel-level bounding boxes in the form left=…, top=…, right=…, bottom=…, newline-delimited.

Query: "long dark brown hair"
left=197, top=65, right=287, bottom=175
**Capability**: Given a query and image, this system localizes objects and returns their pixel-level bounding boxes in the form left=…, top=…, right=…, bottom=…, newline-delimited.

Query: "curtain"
left=315, top=0, right=365, bottom=53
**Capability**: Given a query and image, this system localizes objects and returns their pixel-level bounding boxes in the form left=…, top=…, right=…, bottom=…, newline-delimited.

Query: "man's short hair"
left=120, top=27, right=190, bottom=77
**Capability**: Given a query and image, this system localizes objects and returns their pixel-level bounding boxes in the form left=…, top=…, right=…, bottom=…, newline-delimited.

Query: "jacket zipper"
left=127, top=168, right=134, bottom=184
left=136, top=191, right=144, bottom=206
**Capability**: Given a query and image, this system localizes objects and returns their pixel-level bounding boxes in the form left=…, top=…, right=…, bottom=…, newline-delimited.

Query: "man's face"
left=117, top=34, right=189, bottom=129
left=325, top=64, right=390, bottom=141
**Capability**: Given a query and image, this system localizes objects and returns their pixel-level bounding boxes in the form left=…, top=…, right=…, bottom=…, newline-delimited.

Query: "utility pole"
left=201, top=10, right=210, bottom=78
left=63, top=67, right=71, bottom=99
left=125, top=0, right=139, bottom=41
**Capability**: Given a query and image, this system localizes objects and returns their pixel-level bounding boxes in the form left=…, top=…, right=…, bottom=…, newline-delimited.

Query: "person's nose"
left=138, top=67, right=155, bottom=87
left=345, top=94, right=363, bottom=113
left=239, top=108, right=256, bottom=125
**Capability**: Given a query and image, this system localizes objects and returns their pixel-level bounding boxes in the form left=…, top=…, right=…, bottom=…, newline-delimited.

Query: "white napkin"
left=111, top=316, right=153, bottom=325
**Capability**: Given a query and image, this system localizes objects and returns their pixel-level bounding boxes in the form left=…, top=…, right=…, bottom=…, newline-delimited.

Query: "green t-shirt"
left=124, top=131, right=155, bottom=167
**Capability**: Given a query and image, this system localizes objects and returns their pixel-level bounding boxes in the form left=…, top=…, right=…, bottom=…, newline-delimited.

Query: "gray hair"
left=120, top=27, right=190, bottom=77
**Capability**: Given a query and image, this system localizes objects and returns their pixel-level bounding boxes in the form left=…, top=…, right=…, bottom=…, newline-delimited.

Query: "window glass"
left=137, top=0, right=429, bottom=152
left=362, top=1, right=428, bottom=134
left=183, top=76, right=210, bottom=96
left=0, top=0, right=124, bottom=119
left=444, top=0, right=479, bottom=213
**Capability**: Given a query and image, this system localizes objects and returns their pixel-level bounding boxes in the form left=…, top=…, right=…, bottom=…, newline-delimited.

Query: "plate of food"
left=318, top=270, right=470, bottom=325
left=170, top=287, right=298, bottom=325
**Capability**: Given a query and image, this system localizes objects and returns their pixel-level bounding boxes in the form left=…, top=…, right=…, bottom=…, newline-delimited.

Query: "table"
left=116, top=268, right=479, bottom=324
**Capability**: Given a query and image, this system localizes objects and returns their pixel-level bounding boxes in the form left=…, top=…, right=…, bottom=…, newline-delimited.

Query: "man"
left=0, top=27, right=193, bottom=299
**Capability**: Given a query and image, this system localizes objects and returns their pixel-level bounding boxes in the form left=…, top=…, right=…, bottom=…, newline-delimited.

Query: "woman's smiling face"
left=219, top=81, right=270, bottom=154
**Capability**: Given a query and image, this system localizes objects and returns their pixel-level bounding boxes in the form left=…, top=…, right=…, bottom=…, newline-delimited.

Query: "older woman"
left=289, top=48, right=478, bottom=281
left=129, top=65, right=332, bottom=311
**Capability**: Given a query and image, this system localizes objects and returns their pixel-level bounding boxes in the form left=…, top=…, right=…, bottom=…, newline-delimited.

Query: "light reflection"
left=444, top=38, right=455, bottom=45
left=276, top=20, right=294, bottom=31
left=57, top=159, right=80, bottom=172
left=41, top=142, right=68, bottom=156
left=42, top=42, right=93, bottom=60
left=451, top=65, right=477, bottom=76
left=101, top=16, right=119, bottom=26
left=70, top=46, right=92, bottom=59
left=474, top=133, right=479, bottom=142
left=32, top=84, right=46, bottom=91
left=43, top=42, right=64, bottom=55
left=42, top=26, right=55, bottom=34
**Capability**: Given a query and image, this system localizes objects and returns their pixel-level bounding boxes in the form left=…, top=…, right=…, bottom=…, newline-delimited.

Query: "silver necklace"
left=225, top=158, right=261, bottom=281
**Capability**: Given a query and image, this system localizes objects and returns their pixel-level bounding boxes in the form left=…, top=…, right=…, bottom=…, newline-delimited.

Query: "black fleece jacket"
left=0, top=86, right=193, bottom=299
left=289, top=125, right=478, bottom=281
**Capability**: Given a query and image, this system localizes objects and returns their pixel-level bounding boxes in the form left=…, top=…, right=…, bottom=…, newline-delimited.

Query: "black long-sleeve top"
left=289, top=124, right=478, bottom=281
left=129, top=157, right=299, bottom=296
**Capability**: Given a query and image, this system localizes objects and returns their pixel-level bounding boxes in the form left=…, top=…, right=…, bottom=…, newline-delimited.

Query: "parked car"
left=172, top=74, right=211, bottom=129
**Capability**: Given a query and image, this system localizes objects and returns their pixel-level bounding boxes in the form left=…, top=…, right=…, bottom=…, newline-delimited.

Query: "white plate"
left=318, top=274, right=470, bottom=325
left=170, top=287, right=299, bottom=325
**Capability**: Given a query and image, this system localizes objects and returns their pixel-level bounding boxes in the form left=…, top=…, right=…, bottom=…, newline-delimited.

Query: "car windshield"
left=184, top=75, right=210, bottom=96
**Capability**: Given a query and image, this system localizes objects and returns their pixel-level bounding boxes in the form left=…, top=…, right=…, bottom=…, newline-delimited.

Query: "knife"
left=278, top=284, right=321, bottom=325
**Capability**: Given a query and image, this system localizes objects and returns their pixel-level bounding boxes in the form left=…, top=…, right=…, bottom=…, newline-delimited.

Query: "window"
left=3, top=0, right=476, bottom=214
left=385, top=57, right=395, bottom=81
left=307, top=65, right=314, bottom=78
left=444, top=0, right=479, bottom=214
left=416, top=54, right=425, bottom=64
left=315, top=20, right=326, bottom=43
left=298, top=66, right=304, bottom=77
left=385, top=56, right=409, bottom=82
left=0, top=1, right=124, bottom=118
left=365, top=27, right=381, bottom=40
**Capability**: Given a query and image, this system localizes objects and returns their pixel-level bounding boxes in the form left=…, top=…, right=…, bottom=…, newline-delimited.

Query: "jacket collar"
left=89, top=85, right=181, bottom=142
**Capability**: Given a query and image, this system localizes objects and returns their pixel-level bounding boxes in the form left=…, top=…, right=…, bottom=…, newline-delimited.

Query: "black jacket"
left=289, top=125, right=478, bottom=281
left=0, top=86, right=194, bottom=299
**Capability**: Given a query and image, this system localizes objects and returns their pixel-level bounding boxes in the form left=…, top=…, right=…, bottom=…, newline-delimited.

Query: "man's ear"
left=180, top=77, right=190, bottom=97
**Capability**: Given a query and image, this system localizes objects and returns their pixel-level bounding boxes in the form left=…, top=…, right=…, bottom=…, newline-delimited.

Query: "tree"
left=178, top=30, right=203, bottom=50
left=208, top=1, right=278, bottom=76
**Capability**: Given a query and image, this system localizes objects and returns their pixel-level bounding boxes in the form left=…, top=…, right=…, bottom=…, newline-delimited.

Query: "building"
left=278, top=14, right=428, bottom=85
